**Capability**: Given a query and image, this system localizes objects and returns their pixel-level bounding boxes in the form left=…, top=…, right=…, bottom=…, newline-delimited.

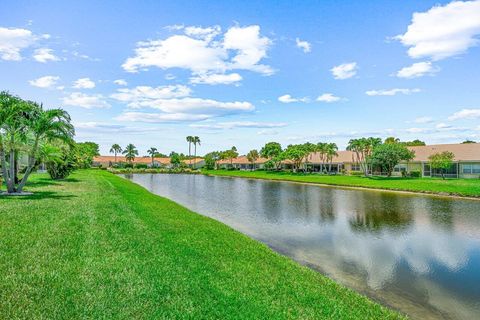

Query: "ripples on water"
left=124, top=174, right=480, bottom=320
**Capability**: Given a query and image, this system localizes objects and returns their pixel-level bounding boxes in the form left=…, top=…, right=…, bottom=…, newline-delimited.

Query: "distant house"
left=307, top=143, right=480, bottom=178
left=217, top=156, right=269, bottom=170
left=92, top=156, right=204, bottom=168
left=218, top=143, right=480, bottom=178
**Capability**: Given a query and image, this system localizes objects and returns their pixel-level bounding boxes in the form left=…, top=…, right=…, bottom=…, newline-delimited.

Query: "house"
left=306, top=143, right=480, bottom=178
left=92, top=156, right=204, bottom=168
left=217, top=156, right=269, bottom=170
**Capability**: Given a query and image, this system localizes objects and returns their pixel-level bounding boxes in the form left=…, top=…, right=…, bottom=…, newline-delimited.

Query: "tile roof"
left=406, top=143, right=480, bottom=162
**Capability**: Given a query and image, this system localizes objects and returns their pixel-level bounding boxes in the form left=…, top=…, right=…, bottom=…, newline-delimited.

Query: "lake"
left=123, top=173, right=480, bottom=319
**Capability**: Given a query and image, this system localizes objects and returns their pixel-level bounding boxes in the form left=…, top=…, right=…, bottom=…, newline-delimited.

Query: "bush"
left=135, top=163, right=148, bottom=169
left=47, top=160, right=75, bottom=180
left=350, top=171, right=363, bottom=176
left=409, top=170, right=421, bottom=178
left=124, top=162, right=134, bottom=169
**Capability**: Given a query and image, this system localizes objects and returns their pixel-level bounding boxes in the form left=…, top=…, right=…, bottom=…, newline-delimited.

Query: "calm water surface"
left=123, top=174, right=480, bottom=320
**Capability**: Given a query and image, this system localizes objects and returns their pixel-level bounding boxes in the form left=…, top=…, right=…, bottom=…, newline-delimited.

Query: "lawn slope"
left=204, top=170, right=480, bottom=198
left=0, top=170, right=403, bottom=319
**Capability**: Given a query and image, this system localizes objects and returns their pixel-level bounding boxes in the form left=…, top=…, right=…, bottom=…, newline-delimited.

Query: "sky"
left=1, top=0, right=480, bottom=156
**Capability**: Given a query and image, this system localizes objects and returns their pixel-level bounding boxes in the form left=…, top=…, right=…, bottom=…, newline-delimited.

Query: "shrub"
left=350, top=170, right=363, bottom=176
left=135, top=163, right=148, bottom=169
left=124, top=162, right=134, bottom=168
left=409, top=170, right=421, bottom=178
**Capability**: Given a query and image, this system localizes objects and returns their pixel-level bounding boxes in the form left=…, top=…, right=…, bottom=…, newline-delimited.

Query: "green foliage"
left=429, top=151, right=455, bottom=179
left=350, top=171, right=363, bottom=176
left=0, top=91, right=74, bottom=193
left=409, top=170, right=421, bottom=178
left=46, top=144, right=76, bottom=180
left=122, top=144, right=138, bottom=162
left=260, top=142, right=282, bottom=159
left=369, top=143, right=415, bottom=177
left=384, top=137, right=426, bottom=146
left=74, top=141, right=100, bottom=168
left=204, top=151, right=221, bottom=170
left=134, top=163, right=148, bottom=169
left=221, top=146, right=239, bottom=165
left=462, top=140, right=476, bottom=144
left=347, top=137, right=382, bottom=176
left=246, top=149, right=259, bottom=169
left=170, top=152, right=181, bottom=167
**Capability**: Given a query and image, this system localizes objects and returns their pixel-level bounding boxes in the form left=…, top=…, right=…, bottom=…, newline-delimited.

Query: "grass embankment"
left=0, top=170, right=403, bottom=319
left=204, top=170, right=480, bottom=198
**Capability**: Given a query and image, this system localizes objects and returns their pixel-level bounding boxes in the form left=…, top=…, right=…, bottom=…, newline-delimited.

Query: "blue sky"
left=1, top=0, right=480, bottom=155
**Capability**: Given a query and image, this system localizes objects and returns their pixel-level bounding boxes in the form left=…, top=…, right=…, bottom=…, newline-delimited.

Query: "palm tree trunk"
left=8, top=147, right=16, bottom=193
left=188, top=142, right=192, bottom=168
left=17, top=138, right=40, bottom=193
left=115, top=151, right=117, bottom=163
left=193, top=143, right=197, bottom=169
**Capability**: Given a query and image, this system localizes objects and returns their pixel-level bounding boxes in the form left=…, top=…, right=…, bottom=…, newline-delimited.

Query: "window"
left=394, top=164, right=407, bottom=172
left=351, top=163, right=361, bottom=171
left=463, top=164, right=480, bottom=174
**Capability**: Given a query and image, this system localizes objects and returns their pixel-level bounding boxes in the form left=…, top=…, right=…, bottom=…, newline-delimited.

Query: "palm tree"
left=192, top=136, right=201, bottom=169
left=186, top=136, right=194, bottom=167
left=122, top=144, right=138, bottom=163
left=147, top=147, right=158, bottom=166
left=110, top=144, right=122, bottom=162
left=246, top=149, right=259, bottom=170
left=0, top=92, right=74, bottom=194
left=18, top=105, right=74, bottom=192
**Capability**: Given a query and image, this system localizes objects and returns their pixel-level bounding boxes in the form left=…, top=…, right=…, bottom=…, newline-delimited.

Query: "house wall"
left=459, top=162, right=480, bottom=179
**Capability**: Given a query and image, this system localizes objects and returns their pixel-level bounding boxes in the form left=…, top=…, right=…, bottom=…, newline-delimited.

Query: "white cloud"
left=331, top=62, right=357, bottom=79
left=395, top=0, right=480, bottom=60
left=436, top=123, right=452, bottom=129
left=295, top=38, right=311, bottom=53
left=112, top=85, right=254, bottom=121
left=111, top=85, right=191, bottom=105
left=122, top=25, right=273, bottom=83
left=414, top=116, right=433, bottom=124
left=29, top=75, right=60, bottom=88
left=0, top=27, right=48, bottom=61
left=33, top=48, right=59, bottom=63
left=62, top=92, right=110, bottom=109
left=406, top=127, right=428, bottom=133
left=366, top=88, right=421, bottom=96
left=278, top=94, right=309, bottom=103
left=190, top=72, right=242, bottom=85
left=448, top=108, right=480, bottom=120
left=396, top=61, right=438, bottom=78
left=115, top=112, right=210, bottom=123
left=113, top=79, right=128, bottom=86
left=190, top=121, right=287, bottom=130
left=223, top=25, right=273, bottom=75
left=257, top=129, right=280, bottom=135
left=316, top=93, right=342, bottom=103
left=72, top=77, right=96, bottom=89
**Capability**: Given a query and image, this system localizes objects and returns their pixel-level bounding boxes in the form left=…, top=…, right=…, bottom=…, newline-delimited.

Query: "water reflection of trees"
left=348, top=192, right=414, bottom=234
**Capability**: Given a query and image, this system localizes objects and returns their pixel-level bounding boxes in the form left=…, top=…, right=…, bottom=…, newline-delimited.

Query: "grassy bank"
left=204, top=170, right=480, bottom=198
left=0, top=170, right=402, bottom=319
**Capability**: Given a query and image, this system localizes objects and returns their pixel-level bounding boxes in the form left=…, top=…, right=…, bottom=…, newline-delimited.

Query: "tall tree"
left=122, top=144, right=138, bottom=163
left=221, top=146, right=238, bottom=167
left=147, top=147, right=158, bottom=166
left=186, top=136, right=194, bottom=167
left=369, top=143, right=415, bottom=177
left=428, top=151, right=455, bottom=179
left=246, top=149, right=259, bottom=170
left=110, top=143, right=122, bottom=162
left=192, top=136, right=201, bottom=169
left=260, top=142, right=283, bottom=170
left=0, top=92, right=74, bottom=193
left=347, top=137, right=382, bottom=176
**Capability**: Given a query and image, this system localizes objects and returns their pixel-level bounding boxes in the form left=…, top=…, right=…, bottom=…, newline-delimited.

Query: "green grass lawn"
left=0, top=170, right=403, bottom=319
left=204, top=170, right=480, bottom=198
